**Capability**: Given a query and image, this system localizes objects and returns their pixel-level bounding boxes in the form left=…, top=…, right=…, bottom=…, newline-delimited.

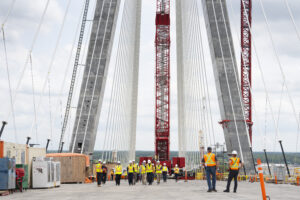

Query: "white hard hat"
left=143, top=160, right=146, bottom=163
left=157, top=160, right=160, bottom=163
left=98, top=159, right=102, bottom=162
left=148, top=160, right=151, bottom=163
left=163, top=163, right=166, bottom=165
left=175, top=164, right=178, bottom=167
left=117, top=161, right=121, bottom=164
left=152, top=163, right=154, bottom=165
left=133, top=160, right=135, bottom=162
left=129, top=160, right=132, bottom=164
left=232, top=150, right=238, bottom=155
left=103, top=161, right=106, bottom=164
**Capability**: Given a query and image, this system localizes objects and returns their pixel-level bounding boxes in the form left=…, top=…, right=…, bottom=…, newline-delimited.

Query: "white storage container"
left=32, top=157, right=54, bottom=188
left=53, top=162, right=61, bottom=187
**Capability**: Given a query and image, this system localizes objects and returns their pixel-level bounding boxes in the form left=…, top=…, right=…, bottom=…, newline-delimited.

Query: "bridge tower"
left=155, top=0, right=171, bottom=161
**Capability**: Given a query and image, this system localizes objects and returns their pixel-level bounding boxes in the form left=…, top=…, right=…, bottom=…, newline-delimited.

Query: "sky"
left=0, top=0, right=300, bottom=152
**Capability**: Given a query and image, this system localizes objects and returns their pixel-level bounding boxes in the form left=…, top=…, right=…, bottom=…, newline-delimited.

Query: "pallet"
left=0, top=191, right=10, bottom=196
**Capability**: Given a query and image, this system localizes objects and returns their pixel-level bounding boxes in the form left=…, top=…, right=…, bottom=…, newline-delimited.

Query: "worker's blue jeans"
left=206, top=166, right=216, bottom=190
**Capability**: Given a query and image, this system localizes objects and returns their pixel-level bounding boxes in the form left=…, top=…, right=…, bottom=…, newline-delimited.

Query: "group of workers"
left=203, top=147, right=243, bottom=193
left=96, top=147, right=243, bottom=193
left=95, top=160, right=108, bottom=187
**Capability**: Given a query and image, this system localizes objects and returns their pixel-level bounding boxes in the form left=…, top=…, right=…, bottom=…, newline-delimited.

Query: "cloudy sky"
left=0, top=0, right=300, bottom=152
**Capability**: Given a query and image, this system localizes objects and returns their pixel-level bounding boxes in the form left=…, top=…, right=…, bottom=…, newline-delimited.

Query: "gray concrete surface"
left=3, top=180, right=299, bottom=200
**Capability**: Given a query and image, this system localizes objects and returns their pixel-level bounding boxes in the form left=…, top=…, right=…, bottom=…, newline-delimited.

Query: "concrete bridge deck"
left=3, top=180, right=299, bottom=200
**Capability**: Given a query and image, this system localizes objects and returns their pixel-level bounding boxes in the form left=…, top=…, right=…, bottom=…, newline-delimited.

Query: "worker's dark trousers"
left=147, top=172, right=153, bottom=185
left=97, top=172, right=102, bottom=185
left=115, top=174, right=121, bottom=186
left=102, top=173, right=107, bottom=184
left=226, top=170, right=239, bottom=192
left=111, top=174, right=114, bottom=181
left=163, top=172, right=167, bottom=182
left=175, top=173, right=179, bottom=182
left=206, top=166, right=216, bottom=190
left=128, top=173, right=134, bottom=185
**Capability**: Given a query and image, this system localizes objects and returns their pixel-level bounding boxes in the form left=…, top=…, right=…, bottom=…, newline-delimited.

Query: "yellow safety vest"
left=140, top=165, right=146, bottom=174
left=229, top=157, right=240, bottom=170
left=115, top=165, right=122, bottom=175
left=96, top=163, right=102, bottom=173
left=174, top=167, right=180, bottom=174
left=156, top=165, right=162, bottom=174
left=128, top=165, right=134, bottom=173
left=163, top=166, right=168, bottom=172
left=146, top=164, right=153, bottom=173
left=204, top=153, right=216, bottom=167
left=134, top=164, right=139, bottom=173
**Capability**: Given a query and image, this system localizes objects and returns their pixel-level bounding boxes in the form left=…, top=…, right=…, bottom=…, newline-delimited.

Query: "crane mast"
left=155, top=0, right=170, bottom=161
left=241, top=0, right=252, bottom=143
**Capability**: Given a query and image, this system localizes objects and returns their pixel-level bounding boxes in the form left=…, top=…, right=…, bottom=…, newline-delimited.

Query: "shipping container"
left=0, top=141, right=27, bottom=164
left=46, top=153, right=89, bottom=183
left=16, top=164, right=29, bottom=189
left=32, top=157, right=54, bottom=188
left=0, top=158, right=16, bottom=190
left=26, top=147, right=46, bottom=187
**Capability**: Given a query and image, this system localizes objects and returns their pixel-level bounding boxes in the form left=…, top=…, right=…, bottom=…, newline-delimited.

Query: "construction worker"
left=127, top=160, right=134, bottom=185
left=133, top=160, right=139, bottom=184
left=156, top=161, right=162, bottom=184
left=146, top=160, right=154, bottom=185
left=115, top=161, right=122, bottom=186
left=110, top=169, right=114, bottom=181
left=174, top=164, right=180, bottom=182
left=96, top=159, right=103, bottom=187
left=162, top=163, right=168, bottom=182
left=202, top=147, right=218, bottom=192
left=224, top=150, right=243, bottom=193
left=102, top=161, right=108, bottom=184
left=140, top=160, right=147, bottom=185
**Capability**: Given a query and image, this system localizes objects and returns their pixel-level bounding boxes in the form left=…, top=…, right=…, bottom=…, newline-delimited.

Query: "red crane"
left=155, top=0, right=170, bottom=161
left=241, top=0, right=253, bottom=143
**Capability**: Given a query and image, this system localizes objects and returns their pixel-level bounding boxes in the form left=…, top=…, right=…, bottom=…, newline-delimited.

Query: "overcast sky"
left=0, top=0, right=300, bottom=152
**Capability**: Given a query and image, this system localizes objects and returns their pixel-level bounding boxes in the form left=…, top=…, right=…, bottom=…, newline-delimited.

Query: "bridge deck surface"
left=3, top=180, right=298, bottom=200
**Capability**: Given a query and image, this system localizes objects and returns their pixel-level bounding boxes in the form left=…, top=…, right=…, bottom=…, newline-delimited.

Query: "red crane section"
left=155, top=0, right=170, bottom=161
left=241, top=0, right=253, bottom=143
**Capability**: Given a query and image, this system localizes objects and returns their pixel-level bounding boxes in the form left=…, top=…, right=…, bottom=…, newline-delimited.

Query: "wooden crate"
left=47, top=154, right=88, bottom=183
left=0, top=141, right=27, bottom=164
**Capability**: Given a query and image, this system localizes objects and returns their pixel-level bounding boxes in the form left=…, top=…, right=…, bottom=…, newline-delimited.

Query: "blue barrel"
left=0, top=158, right=16, bottom=190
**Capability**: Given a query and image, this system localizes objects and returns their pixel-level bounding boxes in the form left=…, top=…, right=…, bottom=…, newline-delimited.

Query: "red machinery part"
left=16, top=168, right=25, bottom=192
left=155, top=0, right=171, bottom=162
left=241, top=0, right=253, bottom=143
left=172, top=157, right=185, bottom=168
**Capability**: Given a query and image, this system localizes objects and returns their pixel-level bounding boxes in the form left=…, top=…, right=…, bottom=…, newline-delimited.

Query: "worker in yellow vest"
left=174, top=164, right=180, bottom=182
left=133, top=160, right=139, bottom=184
left=156, top=161, right=162, bottom=184
left=162, top=163, right=168, bottom=182
left=115, top=161, right=122, bottom=186
left=224, top=150, right=243, bottom=193
left=140, top=160, right=147, bottom=185
left=96, top=159, right=103, bottom=187
left=127, top=161, right=134, bottom=185
left=202, top=147, right=218, bottom=192
left=146, top=160, right=154, bottom=185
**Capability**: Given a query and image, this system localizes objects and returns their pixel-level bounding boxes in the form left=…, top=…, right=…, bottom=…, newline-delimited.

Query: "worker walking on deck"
left=202, top=147, right=218, bottom=192
left=224, top=151, right=243, bottom=193
left=174, top=164, right=180, bottom=182
left=146, top=160, right=154, bottom=185
left=156, top=161, right=162, bottom=184
left=102, top=161, right=107, bottom=184
left=96, top=160, right=103, bottom=187
left=115, top=161, right=122, bottom=186
left=133, top=160, right=139, bottom=184
left=140, top=160, right=147, bottom=185
left=110, top=169, right=114, bottom=181
left=127, top=161, right=134, bottom=185
left=162, top=163, right=168, bottom=182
